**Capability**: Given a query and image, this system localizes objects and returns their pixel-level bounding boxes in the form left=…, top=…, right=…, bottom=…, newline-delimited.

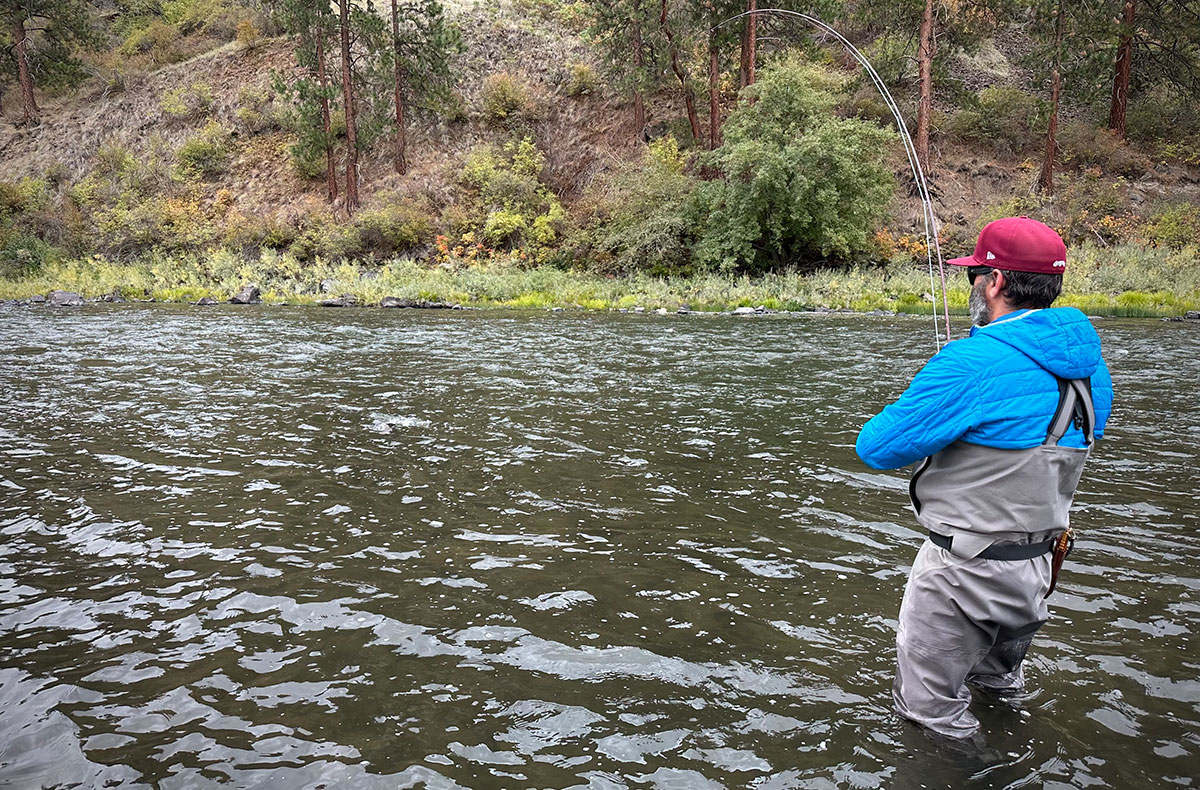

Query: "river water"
left=0, top=305, right=1196, bottom=789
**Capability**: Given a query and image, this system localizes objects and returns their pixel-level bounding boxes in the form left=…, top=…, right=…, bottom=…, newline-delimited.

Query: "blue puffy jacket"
left=856, top=307, right=1114, bottom=470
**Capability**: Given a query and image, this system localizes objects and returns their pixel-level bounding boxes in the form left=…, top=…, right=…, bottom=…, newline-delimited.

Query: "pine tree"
left=387, top=0, right=462, bottom=175
left=269, top=0, right=340, bottom=201
left=0, top=0, right=98, bottom=125
left=583, top=0, right=660, bottom=139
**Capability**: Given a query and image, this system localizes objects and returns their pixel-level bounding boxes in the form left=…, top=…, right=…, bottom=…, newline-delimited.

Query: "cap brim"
left=946, top=255, right=979, bottom=267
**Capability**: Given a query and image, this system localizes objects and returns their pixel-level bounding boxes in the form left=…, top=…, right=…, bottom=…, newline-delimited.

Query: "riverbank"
left=2, top=241, right=1197, bottom=317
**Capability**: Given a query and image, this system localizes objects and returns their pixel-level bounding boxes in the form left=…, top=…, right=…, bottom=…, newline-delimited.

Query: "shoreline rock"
left=48, top=290, right=84, bottom=306
left=230, top=284, right=261, bottom=305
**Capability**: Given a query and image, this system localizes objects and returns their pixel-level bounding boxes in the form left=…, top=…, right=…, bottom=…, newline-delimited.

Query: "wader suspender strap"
left=1044, top=377, right=1096, bottom=447
left=1042, top=375, right=1093, bottom=596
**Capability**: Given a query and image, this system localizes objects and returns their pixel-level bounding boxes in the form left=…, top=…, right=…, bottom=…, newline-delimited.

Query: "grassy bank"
left=2, top=242, right=1197, bottom=317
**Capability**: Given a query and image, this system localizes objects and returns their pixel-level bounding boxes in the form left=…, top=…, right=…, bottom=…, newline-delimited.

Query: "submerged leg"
left=893, top=543, right=994, bottom=739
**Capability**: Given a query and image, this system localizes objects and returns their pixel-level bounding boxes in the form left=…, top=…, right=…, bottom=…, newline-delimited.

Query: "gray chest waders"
left=908, top=376, right=1096, bottom=589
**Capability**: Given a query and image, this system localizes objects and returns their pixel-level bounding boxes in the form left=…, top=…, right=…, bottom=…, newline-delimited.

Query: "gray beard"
left=969, top=282, right=991, bottom=326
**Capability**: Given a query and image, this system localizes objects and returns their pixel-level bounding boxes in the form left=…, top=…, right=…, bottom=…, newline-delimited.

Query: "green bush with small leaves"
left=481, top=72, right=530, bottom=122
left=1059, top=122, right=1151, bottom=177
left=161, top=82, right=214, bottom=119
left=1143, top=203, right=1200, bottom=250
left=120, top=20, right=183, bottom=63
left=696, top=57, right=894, bottom=272
left=176, top=121, right=232, bottom=178
left=354, top=202, right=435, bottom=257
left=565, top=63, right=596, bottom=97
left=947, top=87, right=1048, bottom=155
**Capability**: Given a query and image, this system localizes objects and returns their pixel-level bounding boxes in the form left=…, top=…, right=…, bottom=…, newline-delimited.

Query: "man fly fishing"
left=855, top=216, right=1114, bottom=740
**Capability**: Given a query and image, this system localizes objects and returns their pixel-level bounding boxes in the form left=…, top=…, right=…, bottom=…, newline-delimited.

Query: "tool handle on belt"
left=1043, top=527, right=1074, bottom=599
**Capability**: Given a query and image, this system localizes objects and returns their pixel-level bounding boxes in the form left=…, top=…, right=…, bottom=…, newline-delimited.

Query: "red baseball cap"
left=947, top=216, right=1068, bottom=274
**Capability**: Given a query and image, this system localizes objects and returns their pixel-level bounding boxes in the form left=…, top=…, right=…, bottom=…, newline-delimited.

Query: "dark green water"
left=1, top=305, right=1196, bottom=789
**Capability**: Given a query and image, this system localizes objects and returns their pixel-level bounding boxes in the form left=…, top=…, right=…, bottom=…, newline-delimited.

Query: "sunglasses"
left=967, top=266, right=995, bottom=286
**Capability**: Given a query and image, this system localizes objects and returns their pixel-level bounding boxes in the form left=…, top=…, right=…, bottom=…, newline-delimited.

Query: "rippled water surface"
left=1, top=305, right=1197, bottom=789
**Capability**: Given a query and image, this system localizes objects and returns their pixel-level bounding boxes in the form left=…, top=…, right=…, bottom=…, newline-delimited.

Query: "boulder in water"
left=733, top=306, right=756, bottom=315
left=196, top=296, right=219, bottom=306
left=230, top=284, right=261, bottom=305
left=380, top=296, right=416, bottom=308
left=1185, top=311, right=1199, bottom=320
left=48, top=290, right=84, bottom=306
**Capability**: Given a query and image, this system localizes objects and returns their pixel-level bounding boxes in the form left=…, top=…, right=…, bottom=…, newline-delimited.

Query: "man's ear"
left=987, top=269, right=1005, bottom=299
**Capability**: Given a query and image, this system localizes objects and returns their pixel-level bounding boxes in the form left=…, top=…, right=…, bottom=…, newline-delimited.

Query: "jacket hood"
left=971, top=307, right=1103, bottom=379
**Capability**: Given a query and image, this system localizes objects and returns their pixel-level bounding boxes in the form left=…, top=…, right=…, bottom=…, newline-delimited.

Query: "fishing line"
left=699, top=8, right=953, bottom=349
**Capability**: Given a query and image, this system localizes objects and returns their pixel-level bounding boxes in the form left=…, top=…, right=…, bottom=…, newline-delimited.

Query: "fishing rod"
left=702, top=8, right=953, bottom=349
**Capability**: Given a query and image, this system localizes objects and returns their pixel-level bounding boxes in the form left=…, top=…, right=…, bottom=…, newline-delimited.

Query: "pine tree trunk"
left=338, top=0, right=359, bottom=213
left=915, top=0, right=934, bottom=168
left=1039, top=0, right=1063, bottom=196
left=391, top=0, right=407, bottom=175
left=739, top=0, right=756, bottom=89
left=708, top=6, right=720, bottom=150
left=631, top=3, right=646, bottom=138
left=315, top=33, right=338, bottom=202
left=1108, top=0, right=1136, bottom=138
left=13, top=16, right=39, bottom=125
left=660, top=0, right=701, bottom=144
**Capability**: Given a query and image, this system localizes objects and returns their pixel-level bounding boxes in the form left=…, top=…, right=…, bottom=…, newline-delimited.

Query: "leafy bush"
left=565, top=63, right=596, bottom=97
left=176, top=121, right=232, bottom=178
left=695, top=57, right=894, bottom=272
left=483, top=208, right=528, bottom=246
left=0, top=178, right=50, bottom=217
left=582, top=136, right=701, bottom=275
left=161, top=82, right=214, bottom=119
left=459, top=138, right=563, bottom=254
left=235, top=18, right=261, bottom=48
left=120, top=20, right=183, bottom=64
left=947, top=87, right=1048, bottom=155
left=162, top=0, right=237, bottom=36
left=1059, top=122, right=1150, bottom=177
left=1143, top=203, right=1200, bottom=250
left=354, top=202, right=435, bottom=257
left=481, top=72, right=530, bottom=123
left=1058, top=170, right=1132, bottom=244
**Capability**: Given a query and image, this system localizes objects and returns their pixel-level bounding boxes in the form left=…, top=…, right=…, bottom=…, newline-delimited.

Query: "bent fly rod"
left=707, top=8, right=953, bottom=349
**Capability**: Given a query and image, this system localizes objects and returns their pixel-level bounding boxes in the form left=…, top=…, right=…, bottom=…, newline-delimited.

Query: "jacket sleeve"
left=855, top=343, right=982, bottom=470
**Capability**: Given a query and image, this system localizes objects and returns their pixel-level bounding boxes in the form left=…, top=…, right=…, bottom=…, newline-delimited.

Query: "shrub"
left=161, top=82, right=214, bottom=120
left=1143, top=203, right=1200, bottom=250
left=0, top=178, right=49, bottom=217
left=695, top=57, right=894, bottom=272
left=483, top=208, right=528, bottom=246
left=582, top=136, right=701, bottom=275
left=1059, top=122, right=1150, bottom=177
left=565, top=63, right=596, bottom=97
left=481, top=72, right=529, bottom=123
left=288, top=144, right=327, bottom=180
left=176, top=121, right=232, bottom=178
left=163, top=0, right=235, bottom=35
left=236, top=18, right=261, bottom=48
left=354, top=202, right=435, bottom=257
left=947, top=87, right=1047, bottom=155
left=1058, top=170, right=1132, bottom=245
left=0, top=232, right=59, bottom=279
left=120, top=20, right=183, bottom=64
